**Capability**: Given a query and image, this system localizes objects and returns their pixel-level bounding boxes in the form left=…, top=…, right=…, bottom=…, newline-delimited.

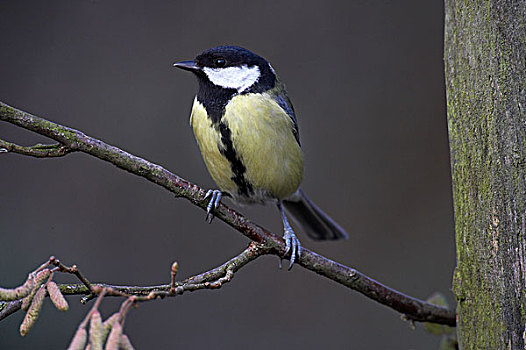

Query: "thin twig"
left=0, top=138, right=70, bottom=157
left=0, top=243, right=267, bottom=323
left=78, top=288, right=108, bottom=329
left=0, top=101, right=456, bottom=326
left=116, top=296, right=136, bottom=325
left=66, top=243, right=267, bottom=302
left=49, top=257, right=93, bottom=292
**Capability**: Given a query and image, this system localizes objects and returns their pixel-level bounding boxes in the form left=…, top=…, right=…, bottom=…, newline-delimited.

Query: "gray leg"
left=277, top=201, right=302, bottom=269
left=204, top=189, right=222, bottom=223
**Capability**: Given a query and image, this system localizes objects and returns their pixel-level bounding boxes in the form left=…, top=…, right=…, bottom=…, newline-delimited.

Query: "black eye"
left=214, top=58, right=226, bottom=67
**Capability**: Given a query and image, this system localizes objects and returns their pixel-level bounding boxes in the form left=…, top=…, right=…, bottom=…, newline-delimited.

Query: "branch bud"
left=171, top=261, right=179, bottom=276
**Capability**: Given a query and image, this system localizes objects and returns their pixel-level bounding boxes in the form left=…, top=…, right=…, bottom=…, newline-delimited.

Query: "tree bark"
left=445, top=1, right=526, bottom=349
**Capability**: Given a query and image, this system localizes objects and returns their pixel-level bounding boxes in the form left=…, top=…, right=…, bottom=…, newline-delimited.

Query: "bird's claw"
left=283, top=228, right=302, bottom=270
left=204, top=189, right=222, bottom=223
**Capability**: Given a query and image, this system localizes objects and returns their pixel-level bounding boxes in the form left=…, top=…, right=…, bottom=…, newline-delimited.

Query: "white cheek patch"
left=203, top=65, right=260, bottom=92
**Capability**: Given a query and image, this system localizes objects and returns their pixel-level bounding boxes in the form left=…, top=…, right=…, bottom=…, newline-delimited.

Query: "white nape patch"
left=203, top=65, right=260, bottom=92
left=268, top=63, right=276, bottom=75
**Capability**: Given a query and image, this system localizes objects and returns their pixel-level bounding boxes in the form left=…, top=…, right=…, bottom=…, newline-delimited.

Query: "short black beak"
left=173, top=60, right=200, bottom=72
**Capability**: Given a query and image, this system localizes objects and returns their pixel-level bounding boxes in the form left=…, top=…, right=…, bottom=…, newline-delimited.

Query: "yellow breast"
left=190, top=99, right=237, bottom=194
left=190, top=93, right=304, bottom=202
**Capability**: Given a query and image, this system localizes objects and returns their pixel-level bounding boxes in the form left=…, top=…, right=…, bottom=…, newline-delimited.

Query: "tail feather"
left=282, top=188, right=348, bottom=240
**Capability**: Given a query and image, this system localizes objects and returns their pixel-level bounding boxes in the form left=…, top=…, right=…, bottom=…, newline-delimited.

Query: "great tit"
left=174, top=46, right=347, bottom=268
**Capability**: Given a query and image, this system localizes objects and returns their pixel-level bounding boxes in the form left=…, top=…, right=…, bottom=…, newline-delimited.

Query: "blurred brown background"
left=0, top=0, right=455, bottom=349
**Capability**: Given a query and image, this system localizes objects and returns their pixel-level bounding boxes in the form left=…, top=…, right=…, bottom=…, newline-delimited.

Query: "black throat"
left=195, top=77, right=237, bottom=124
left=194, top=64, right=276, bottom=124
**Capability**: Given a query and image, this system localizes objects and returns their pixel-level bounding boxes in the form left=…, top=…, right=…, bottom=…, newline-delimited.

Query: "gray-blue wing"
left=275, top=93, right=300, bottom=145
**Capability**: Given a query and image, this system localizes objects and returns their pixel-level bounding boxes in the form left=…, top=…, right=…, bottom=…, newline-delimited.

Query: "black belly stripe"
left=196, top=78, right=236, bottom=124
left=217, top=122, right=253, bottom=196
left=194, top=69, right=278, bottom=197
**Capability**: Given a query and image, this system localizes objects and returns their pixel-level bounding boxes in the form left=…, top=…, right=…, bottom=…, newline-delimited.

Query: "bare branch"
left=0, top=100, right=456, bottom=326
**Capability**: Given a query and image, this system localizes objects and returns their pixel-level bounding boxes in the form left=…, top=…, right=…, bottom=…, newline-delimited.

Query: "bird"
left=173, top=46, right=347, bottom=268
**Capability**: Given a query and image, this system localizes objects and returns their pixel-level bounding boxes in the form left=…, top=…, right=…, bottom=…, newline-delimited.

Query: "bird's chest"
left=190, top=95, right=304, bottom=202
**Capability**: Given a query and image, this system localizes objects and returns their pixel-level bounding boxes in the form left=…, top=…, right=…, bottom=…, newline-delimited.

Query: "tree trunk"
left=444, top=1, right=526, bottom=348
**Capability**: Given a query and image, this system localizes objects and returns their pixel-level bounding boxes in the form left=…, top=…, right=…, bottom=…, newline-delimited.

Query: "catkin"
left=119, top=334, right=135, bottom=350
left=67, top=328, right=88, bottom=350
left=89, top=310, right=103, bottom=350
left=104, top=321, right=122, bottom=350
left=102, top=313, right=120, bottom=341
left=19, top=286, right=46, bottom=336
left=47, top=281, right=69, bottom=311
left=0, top=275, right=35, bottom=301
left=22, top=270, right=50, bottom=310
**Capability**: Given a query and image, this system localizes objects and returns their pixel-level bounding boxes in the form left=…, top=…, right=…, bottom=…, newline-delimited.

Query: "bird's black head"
left=195, top=46, right=268, bottom=70
left=174, top=46, right=276, bottom=94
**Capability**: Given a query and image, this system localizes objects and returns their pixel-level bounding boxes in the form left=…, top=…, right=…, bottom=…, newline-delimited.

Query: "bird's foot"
left=204, top=189, right=222, bottom=223
left=282, top=227, right=302, bottom=270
